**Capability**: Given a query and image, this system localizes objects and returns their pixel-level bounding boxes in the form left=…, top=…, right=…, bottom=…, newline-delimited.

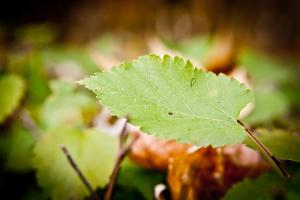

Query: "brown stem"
left=61, top=145, right=99, bottom=200
left=104, top=119, right=139, bottom=200
left=237, top=120, right=290, bottom=179
left=119, top=118, right=128, bottom=148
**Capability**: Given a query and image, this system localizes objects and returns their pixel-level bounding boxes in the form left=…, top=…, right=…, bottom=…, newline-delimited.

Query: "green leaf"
left=282, top=66, right=300, bottom=110
left=1, top=123, right=35, bottom=172
left=0, top=74, right=25, bottom=124
left=223, top=170, right=300, bottom=200
left=26, top=52, right=51, bottom=104
left=7, top=51, right=50, bottom=105
left=39, top=80, right=97, bottom=129
left=90, top=34, right=120, bottom=56
left=79, top=54, right=253, bottom=147
left=41, top=47, right=99, bottom=74
left=118, top=160, right=165, bottom=200
left=239, top=50, right=292, bottom=124
left=222, top=173, right=283, bottom=200
left=245, top=88, right=289, bottom=124
left=245, top=129, right=300, bottom=162
left=286, top=170, right=300, bottom=200
left=32, top=128, right=118, bottom=200
left=162, top=36, right=212, bottom=60
left=239, top=50, right=291, bottom=85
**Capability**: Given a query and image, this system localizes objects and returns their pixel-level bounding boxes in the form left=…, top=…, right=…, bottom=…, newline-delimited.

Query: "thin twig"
left=19, top=109, right=42, bottom=140
left=119, top=118, right=128, bottom=148
left=104, top=134, right=139, bottom=200
left=104, top=119, right=139, bottom=200
left=237, top=120, right=290, bottom=179
left=60, top=145, right=99, bottom=200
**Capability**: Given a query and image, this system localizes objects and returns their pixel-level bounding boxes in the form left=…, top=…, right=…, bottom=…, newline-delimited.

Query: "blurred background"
left=1, top=0, right=300, bottom=54
left=0, top=0, right=300, bottom=200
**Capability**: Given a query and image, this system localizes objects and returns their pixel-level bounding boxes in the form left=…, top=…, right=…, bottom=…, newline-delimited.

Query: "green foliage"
left=245, top=129, right=300, bottom=162
left=80, top=54, right=253, bottom=147
left=0, top=74, right=25, bottom=124
left=110, top=186, right=146, bottom=200
left=283, top=82, right=300, bottom=110
left=245, top=88, right=289, bottom=124
left=282, top=67, right=300, bottom=110
left=222, top=171, right=300, bottom=200
left=1, top=123, right=35, bottom=171
left=239, top=50, right=292, bottom=124
left=41, top=47, right=99, bottom=74
left=286, top=170, right=300, bottom=200
left=1, top=25, right=300, bottom=200
left=162, top=36, right=212, bottom=60
left=90, top=34, right=120, bottom=56
left=32, top=128, right=118, bottom=200
left=177, top=37, right=212, bottom=60
left=39, top=80, right=97, bottom=130
left=7, top=51, right=51, bottom=105
left=222, top=173, right=283, bottom=200
left=118, top=160, right=165, bottom=200
left=26, top=52, right=51, bottom=104
left=239, top=51, right=291, bottom=84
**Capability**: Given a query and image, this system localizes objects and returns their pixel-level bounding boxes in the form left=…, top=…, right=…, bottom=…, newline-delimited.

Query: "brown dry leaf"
left=129, top=132, right=192, bottom=171
left=129, top=132, right=269, bottom=200
left=167, top=145, right=269, bottom=200
left=203, top=32, right=236, bottom=74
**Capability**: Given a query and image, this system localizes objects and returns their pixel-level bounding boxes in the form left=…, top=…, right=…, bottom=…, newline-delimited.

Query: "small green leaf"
left=80, top=54, right=253, bottom=147
left=162, top=36, right=212, bottom=60
left=245, top=129, right=300, bottom=162
left=41, top=47, right=99, bottom=74
left=7, top=51, right=51, bottom=104
left=223, top=170, right=300, bottom=200
left=239, top=50, right=291, bottom=85
left=1, top=123, right=35, bottom=172
left=222, top=173, right=283, bottom=200
left=239, top=50, right=292, bottom=124
left=39, top=80, right=97, bottom=129
left=0, top=74, right=26, bottom=124
left=32, top=128, right=118, bottom=200
left=246, top=88, right=289, bottom=124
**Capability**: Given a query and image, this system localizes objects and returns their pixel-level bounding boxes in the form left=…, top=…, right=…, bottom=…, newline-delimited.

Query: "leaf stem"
left=119, top=118, right=128, bottom=148
left=237, top=120, right=290, bottom=179
left=104, top=120, right=139, bottom=200
left=60, top=145, right=99, bottom=200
